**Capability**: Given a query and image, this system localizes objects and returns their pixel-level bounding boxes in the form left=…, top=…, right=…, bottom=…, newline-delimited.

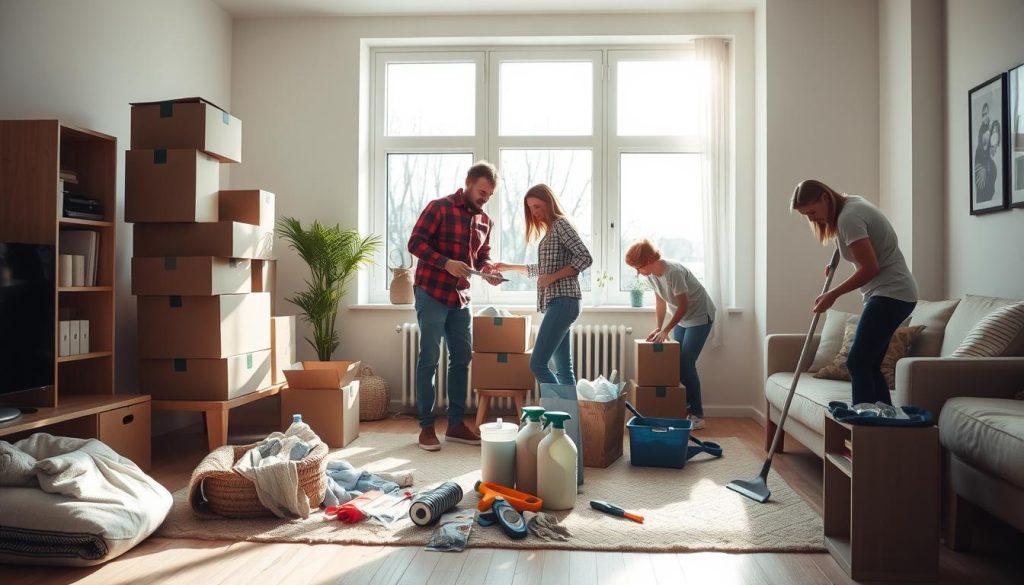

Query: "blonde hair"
left=790, top=179, right=847, bottom=245
left=624, top=239, right=662, bottom=269
left=523, top=184, right=568, bottom=244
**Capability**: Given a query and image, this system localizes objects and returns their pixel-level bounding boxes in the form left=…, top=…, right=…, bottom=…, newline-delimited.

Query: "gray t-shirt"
left=646, top=259, right=716, bottom=327
left=836, top=196, right=918, bottom=302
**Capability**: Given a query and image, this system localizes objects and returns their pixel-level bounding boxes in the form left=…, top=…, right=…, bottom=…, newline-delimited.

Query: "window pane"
left=499, top=62, right=593, bottom=136
left=619, top=153, right=703, bottom=289
left=617, top=60, right=703, bottom=136
left=386, top=153, right=473, bottom=288
left=497, top=150, right=594, bottom=291
left=386, top=63, right=475, bottom=136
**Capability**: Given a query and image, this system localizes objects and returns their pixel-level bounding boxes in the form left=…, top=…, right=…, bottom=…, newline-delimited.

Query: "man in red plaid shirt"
left=407, top=161, right=505, bottom=451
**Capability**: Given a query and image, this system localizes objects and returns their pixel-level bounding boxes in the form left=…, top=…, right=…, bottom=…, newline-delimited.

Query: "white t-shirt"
left=646, top=259, right=716, bottom=327
left=836, top=196, right=918, bottom=303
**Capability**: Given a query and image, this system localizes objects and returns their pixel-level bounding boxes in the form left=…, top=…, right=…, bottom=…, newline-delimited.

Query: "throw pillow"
left=810, top=309, right=860, bottom=371
left=880, top=325, right=926, bottom=388
left=907, top=299, right=960, bottom=357
left=951, top=301, right=1024, bottom=357
left=814, top=324, right=925, bottom=388
left=814, top=322, right=857, bottom=381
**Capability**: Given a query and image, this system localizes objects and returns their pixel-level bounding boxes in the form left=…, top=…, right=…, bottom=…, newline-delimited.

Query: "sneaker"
left=688, top=415, right=706, bottom=430
left=444, top=422, right=481, bottom=445
left=418, top=427, right=441, bottom=451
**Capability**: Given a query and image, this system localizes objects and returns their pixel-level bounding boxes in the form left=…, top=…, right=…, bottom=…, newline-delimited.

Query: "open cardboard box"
left=282, top=360, right=361, bottom=447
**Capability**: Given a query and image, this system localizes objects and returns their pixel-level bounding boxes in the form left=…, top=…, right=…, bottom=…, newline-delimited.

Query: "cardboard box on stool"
left=633, top=339, right=681, bottom=386
left=472, top=315, right=532, bottom=353
left=471, top=350, right=534, bottom=390
left=631, top=382, right=687, bottom=419
left=282, top=360, right=361, bottom=448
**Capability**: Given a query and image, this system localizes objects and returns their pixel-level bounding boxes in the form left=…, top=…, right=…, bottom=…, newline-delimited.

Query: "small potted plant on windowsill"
left=629, top=278, right=650, bottom=308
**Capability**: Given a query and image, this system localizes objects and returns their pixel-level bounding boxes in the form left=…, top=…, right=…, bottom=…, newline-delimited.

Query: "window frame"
left=368, top=45, right=712, bottom=307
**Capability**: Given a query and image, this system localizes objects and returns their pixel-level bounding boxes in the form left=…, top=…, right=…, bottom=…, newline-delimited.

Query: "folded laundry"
left=827, top=401, right=935, bottom=427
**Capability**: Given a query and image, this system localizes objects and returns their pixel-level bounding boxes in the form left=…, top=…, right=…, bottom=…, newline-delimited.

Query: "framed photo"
left=968, top=73, right=1008, bottom=215
left=1009, top=63, right=1024, bottom=208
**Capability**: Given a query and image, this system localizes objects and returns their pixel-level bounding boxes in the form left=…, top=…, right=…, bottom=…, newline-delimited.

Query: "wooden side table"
left=823, top=413, right=939, bottom=581
left=152, top=384, right=282, bottom=452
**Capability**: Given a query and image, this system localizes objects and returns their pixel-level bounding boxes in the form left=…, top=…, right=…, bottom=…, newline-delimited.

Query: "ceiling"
left=211, top=0, right=758, bottom=18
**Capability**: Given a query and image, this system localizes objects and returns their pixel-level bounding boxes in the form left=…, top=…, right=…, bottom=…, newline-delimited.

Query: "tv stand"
left=0, top=407, right=22, bottom=423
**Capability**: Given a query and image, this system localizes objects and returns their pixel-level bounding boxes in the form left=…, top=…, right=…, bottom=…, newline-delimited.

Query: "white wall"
left=230, top=13, right=764, bottom=418
left=0, top=0, right=232, bottom=433
left=946, top=0, right=1024, bottom=299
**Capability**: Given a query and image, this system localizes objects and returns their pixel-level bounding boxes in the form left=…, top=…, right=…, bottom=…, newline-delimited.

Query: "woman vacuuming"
left=791, top=179, right=918, bottom=406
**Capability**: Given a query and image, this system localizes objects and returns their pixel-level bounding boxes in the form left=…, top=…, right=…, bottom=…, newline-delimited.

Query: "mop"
left=727, top=248, right=840, bottom=503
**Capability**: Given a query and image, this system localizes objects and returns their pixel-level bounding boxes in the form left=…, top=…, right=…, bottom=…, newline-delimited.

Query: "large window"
left=370, top=46, right=717, bottom=306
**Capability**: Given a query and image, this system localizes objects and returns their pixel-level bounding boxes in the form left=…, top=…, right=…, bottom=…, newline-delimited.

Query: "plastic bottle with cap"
left=286, top=412, right=311, bottom=436
left=536, top=411, right=578, bottom=510
left=515, top=406, right=548, bottom=496
left=479, top=417, right=518, bottom=487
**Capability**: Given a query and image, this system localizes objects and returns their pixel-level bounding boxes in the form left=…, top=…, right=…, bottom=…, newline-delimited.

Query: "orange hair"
left=624, top=239, right=662, bottom=269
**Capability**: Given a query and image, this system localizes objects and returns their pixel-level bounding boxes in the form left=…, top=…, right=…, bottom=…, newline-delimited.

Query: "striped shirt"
left=407, top=189, right=494, bottom=308
left=526, top=217, right=593, bottom=313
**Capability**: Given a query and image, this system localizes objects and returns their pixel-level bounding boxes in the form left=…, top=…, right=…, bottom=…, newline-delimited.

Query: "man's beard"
left=464, top=196, right=482, bottom=213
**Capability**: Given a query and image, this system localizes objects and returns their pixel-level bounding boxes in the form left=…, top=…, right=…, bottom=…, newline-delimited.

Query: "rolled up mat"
left=409, top=481, right=463, bottom=526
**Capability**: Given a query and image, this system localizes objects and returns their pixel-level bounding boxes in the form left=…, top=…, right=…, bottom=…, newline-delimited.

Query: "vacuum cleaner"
left=728, top=248, right=841, bottom=503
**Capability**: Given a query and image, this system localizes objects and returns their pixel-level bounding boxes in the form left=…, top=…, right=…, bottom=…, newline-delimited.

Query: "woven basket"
left=358, top=365, right=390, bottom=421
left=200, top=441, right=328, bottom=518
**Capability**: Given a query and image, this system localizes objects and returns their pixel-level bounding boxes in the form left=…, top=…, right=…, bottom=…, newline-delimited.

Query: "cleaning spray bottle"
left=536, top=411, right=577, bottom=510
left=515, top=406, right=548, bottom=496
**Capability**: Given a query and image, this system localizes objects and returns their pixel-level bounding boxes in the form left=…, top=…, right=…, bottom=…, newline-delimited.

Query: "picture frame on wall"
left=1009, top=63, right=1024, bottom=208
left=968, top=73, right=1008, bottom=215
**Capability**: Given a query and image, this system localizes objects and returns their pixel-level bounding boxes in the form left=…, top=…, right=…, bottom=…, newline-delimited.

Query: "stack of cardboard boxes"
left=631, top=340, right=687, bottom=418
left=127, top=97, right=295, bottom=403
left=471, top=315, right=534, bottom=419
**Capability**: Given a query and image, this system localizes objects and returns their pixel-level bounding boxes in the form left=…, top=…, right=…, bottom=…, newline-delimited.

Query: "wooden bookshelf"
left=823, top=414, right=939, bottom=581
left=0, top=119, right=150, bottom=469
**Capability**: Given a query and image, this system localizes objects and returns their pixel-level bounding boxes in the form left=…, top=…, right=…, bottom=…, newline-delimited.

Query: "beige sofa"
left=764, top=294, right=1024, bottom=457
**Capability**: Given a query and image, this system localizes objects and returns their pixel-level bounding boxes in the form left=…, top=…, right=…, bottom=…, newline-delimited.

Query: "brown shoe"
left=445, top=422, right=481, bottom=445
left=418, top=427, right=441, bottom=451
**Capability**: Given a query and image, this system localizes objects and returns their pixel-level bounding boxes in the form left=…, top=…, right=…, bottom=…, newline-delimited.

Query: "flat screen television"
left=0, top=242, right=55, bottom=422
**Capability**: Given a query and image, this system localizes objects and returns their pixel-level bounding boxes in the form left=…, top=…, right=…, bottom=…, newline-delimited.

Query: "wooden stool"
left=475, top=388, right=528, bottom=427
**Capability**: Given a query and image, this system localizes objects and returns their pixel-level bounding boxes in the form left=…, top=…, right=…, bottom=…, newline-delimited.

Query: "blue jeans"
left=673, top=321, right=713, bottom=417
left=414, top=287, right=472, bottom=428
left=531, top=297, right=581, bottom=386
left=847, top=295, right=916, bottom=406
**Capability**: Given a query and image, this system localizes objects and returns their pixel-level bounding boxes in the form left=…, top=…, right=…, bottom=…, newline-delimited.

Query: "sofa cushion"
left=908, top=299, right=960, bottom=357
left=951, top=301, right=1024, bottom=358
left=766, top=373, right=854, bottom=435
left=941, top=295, right=1024, bottom=357
left=810, top=309, right=860, bottom=371
left=813, top=323, right=923, bottom=389
left=939, top=397, right=1024, bottom=490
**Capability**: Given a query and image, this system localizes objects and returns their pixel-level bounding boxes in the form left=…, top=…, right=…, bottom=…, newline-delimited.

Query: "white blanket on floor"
left=0, top=433, right=172, bottom=566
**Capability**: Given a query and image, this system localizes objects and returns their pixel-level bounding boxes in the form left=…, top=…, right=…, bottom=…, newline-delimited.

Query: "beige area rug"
left=157, top=432, right=824, bottom=553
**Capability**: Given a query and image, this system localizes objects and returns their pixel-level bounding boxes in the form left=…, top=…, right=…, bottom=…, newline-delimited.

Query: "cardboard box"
left=271, top=316, right=296, bottom=385
left=139, top=350, right=272, bottom=401
left=252, top=259, right=277, bottom=311
left=219, top=189, right=275, bottom=231
left=578, top=389, right=629, bottom=468
left=472, top=315, right=532, bottom=353
left=130, top=97, right=242, bottom=163
left=631, top=382, right=687, bottom=419
left=633, top=339, right=680, bottom=386
left=132, top=256, right=252, bottom=296
left=125, top=149, right=220, bottom=223
left=471, top=350, right=534, bottom=390
left=282, top=360, right=361, bottom=448
left=137, top=292, right=271, bottom=359
left=133, top=222, right=274, bottom=259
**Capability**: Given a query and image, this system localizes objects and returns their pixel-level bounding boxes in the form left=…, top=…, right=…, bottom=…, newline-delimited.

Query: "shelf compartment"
left=57, top=351, right=113, bottom=363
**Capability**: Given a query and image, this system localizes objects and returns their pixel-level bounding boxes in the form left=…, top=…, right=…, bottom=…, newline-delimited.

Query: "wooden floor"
left=5, top=415, right=1022, bottom=585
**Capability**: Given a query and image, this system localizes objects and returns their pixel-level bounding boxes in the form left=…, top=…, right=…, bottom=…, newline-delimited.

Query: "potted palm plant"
left=276, top=217, right=381, bottom=361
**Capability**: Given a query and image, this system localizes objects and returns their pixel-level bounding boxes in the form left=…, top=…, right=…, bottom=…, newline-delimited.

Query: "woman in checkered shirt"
left=494, top=184, right=593, bottom=385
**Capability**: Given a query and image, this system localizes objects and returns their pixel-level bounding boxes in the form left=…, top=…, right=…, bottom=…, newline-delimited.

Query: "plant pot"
left=630, top=290, right=644, bottom=308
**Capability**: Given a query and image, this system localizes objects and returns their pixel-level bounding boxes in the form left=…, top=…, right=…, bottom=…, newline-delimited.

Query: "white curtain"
left=695, top=37, right=732, bottom=347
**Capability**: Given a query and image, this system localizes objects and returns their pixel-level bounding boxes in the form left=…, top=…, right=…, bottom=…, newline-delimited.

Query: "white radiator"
left=397, top=322, right=631, bottom=412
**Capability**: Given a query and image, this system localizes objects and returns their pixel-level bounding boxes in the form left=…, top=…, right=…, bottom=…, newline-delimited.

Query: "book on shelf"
left=843, top=438, right=853, bottom=452
left=59, top=169, right=78, bottom=184
left=58, top=229, right=99, bottom=286
left=63, top=209, right=105, bottom=221
left=840, top=448, right=853, bottom=462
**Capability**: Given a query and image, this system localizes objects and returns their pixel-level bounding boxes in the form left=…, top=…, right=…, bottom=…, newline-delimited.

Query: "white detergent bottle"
left=515, top=406, right=548, bottom=496
left=480, top=418, right=518, bottom=487
left=536, top=411, right=577, bottom=510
